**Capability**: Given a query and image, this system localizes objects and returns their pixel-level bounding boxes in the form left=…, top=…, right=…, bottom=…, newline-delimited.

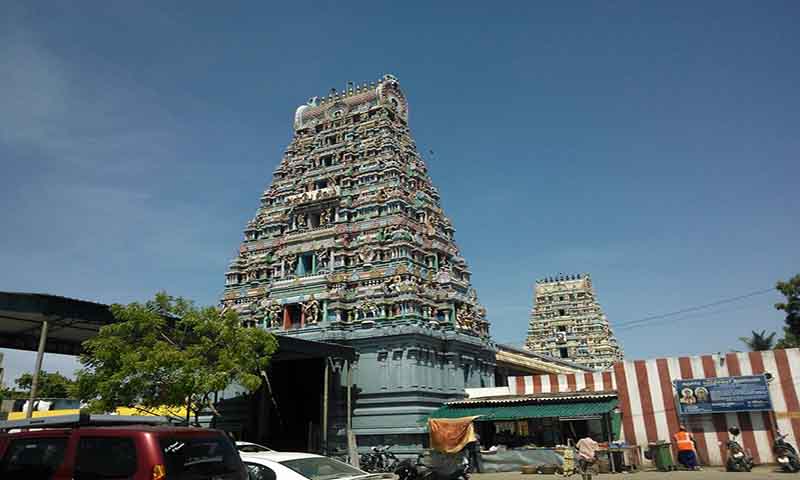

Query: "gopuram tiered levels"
left=524, top=274, right=623, bottom=370
left=222, top=75, right=495, bottom=452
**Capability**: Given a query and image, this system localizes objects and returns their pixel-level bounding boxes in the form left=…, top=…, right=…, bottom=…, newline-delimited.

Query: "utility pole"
left=26, top=320, right=49, bottom=419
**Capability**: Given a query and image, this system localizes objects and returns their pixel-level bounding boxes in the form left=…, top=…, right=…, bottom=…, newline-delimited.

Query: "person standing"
left=575, top=436, right=599, bottom=480
left=466, top=433, right=482, bottom=473
left=674, top=425, right=701, bottom=471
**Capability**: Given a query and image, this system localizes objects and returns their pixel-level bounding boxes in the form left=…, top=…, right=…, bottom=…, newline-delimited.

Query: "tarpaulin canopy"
left=429, top=416, right=479, bottom=453
left=429, top=398, right=618, bottom=422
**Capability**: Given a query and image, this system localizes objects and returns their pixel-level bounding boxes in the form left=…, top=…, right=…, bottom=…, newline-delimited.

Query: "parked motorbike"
left=361, top=445, right=399, bottom=473
left=725, top=427, right=754, bottom=472
left=395, top=451, right=470, bottom=480
left=774, top=432, right=800, bottom=473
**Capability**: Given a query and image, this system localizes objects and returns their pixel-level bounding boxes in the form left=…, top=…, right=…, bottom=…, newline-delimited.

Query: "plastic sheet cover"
left=480, top=448, right=564, bottom=473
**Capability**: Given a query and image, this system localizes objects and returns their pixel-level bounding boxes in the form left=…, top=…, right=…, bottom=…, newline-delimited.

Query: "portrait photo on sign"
left=694, top=387, right=710, bottom=403
left=680, top=388, right=697, bottom=405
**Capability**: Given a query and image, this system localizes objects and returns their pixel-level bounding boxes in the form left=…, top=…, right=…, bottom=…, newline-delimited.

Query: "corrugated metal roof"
left=447, top=390, right=617, bottom=406
left=429, top=398, right=619, bottom=422
left=496, top=343, right=596, bottom=372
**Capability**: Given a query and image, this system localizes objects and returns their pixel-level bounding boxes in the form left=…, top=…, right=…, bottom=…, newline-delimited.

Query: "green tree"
left=776, top=327, right=800, bottom=349
left=739, top=330, right=777, bottom=351
left=75, top=292, right=277, bottom=424
left=14, top=371, right=76, bottom=398
left=776, top=274, right=800, bottom=338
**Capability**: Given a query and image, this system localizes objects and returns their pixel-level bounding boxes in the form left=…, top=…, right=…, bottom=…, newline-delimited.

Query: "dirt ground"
left=473, top=465, right=794, bottom=479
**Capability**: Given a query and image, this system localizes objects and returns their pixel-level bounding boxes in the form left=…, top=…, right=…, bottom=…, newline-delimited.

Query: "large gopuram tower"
left=222, top=75, right=494, bottom=452
left=524, top=274, right=623, bottom=370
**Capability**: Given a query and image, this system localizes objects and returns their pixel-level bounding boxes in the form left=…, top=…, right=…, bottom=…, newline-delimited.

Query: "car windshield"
left=238, top=443, right=272, bottom=453
left=159, top=436, right=242, bottom=479
left=281, top=457, right=365, bottom=480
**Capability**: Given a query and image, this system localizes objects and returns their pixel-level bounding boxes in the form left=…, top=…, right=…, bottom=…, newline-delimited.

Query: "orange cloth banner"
left=428, top=416, right=479, bottom=453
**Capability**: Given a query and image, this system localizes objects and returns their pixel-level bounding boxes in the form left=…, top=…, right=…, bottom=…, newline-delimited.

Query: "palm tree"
left=739, top=330, right=776, bottom=351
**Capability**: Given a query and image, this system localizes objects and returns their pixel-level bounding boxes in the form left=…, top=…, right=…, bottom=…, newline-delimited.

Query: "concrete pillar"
left=322, top=358, right=329, bottom=454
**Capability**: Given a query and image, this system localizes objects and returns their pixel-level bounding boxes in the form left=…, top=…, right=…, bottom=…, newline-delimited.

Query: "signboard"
left=675, top=375, right=772, bottom=415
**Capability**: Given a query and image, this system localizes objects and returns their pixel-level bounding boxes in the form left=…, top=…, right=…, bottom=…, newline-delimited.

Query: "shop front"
left=428, top=391, right=622, bottom=472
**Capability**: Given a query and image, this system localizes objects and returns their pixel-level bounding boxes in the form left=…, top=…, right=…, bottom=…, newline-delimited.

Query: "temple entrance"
left=215, top=336, right=356, bottom=454
left=261, top=358, right=325, bottom=451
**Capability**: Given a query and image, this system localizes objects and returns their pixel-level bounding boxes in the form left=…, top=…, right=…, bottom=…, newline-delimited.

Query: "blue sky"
left=1, top=1, right=798, bottom=385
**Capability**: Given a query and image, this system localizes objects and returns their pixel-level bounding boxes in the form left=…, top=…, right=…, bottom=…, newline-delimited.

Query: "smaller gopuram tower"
left=524, top=273, right=623, bottom=370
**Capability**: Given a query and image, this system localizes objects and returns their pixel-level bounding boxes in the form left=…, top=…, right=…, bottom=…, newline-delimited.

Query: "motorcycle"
left=395, top=451, right=470, bottom=480
left=774, top=432, right=800, bottom=473
left=725, top=427, right=754, bottom=472
left=361, top=445, right=399, bottom=473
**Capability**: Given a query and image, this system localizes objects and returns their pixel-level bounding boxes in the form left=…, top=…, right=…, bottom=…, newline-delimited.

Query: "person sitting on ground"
left=674, top=425, right=701, bottom=471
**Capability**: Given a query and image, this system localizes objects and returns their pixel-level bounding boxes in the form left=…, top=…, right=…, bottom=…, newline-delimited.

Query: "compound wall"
left=509, top=348, right=800, bottom=466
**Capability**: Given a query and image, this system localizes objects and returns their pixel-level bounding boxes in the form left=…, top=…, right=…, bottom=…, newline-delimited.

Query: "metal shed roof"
left=429, top=398, right=619, bottom=421
left=0, top=291, right=356, bottom=361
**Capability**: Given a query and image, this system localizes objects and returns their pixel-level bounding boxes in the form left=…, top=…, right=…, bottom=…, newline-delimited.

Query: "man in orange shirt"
left=674, top=425, right=700, bottom=470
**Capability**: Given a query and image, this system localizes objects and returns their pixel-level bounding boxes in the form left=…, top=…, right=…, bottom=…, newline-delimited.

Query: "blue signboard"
left=675, top=375, right=772, bottom=415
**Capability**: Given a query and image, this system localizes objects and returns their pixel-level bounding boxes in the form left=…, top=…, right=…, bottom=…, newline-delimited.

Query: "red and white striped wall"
left=509, top=348, right=800, bottom=466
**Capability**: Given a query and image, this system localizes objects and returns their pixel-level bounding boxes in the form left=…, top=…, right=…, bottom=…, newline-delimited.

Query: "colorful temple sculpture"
left=221, top=75, right=495, bottom=453
left=524, top=274, right=623, bottom=370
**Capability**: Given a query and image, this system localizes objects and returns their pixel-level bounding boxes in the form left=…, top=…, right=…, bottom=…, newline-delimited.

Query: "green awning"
left=429, top=398, right=618, bottom=421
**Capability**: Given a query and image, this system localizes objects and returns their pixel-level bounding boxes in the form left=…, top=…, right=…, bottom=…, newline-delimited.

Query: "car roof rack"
left=0, top=410, right=173, bottom=432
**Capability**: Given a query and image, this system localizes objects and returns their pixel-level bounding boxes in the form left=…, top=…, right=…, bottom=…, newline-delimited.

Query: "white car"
left=240, top=451, right=394, bottom=480
left=237, top=440, right=276, bottom=454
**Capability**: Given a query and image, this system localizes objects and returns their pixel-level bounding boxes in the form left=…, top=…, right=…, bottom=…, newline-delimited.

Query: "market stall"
left=428, top=391, right=621, bottom=472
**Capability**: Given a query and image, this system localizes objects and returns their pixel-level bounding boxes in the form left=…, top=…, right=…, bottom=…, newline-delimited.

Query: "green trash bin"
left=648, top=442, right=675, bottom=471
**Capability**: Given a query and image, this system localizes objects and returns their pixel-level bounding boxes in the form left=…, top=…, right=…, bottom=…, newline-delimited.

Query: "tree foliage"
left=776, top=274, right=800, bottom=338
left=14, top=371, right=76, bottom=398
left=776, top=327, right=800, bottom=349
left=76, top=292, right=277, bottom=422
left=739, top=330, right=777, bottom=351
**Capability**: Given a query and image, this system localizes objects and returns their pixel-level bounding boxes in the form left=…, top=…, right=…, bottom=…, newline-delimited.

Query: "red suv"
left=0, top=414, right=248, bottom=480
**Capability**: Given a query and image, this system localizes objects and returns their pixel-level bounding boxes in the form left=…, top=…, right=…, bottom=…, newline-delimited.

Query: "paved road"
left=473, top=466, right=793, bottom=479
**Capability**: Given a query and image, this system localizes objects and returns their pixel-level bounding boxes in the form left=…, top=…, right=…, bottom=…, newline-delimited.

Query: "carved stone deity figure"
left=358, top=300, right=379, bottom=319
left=358, top=247, right=375, bottom=265
left=456, top=305, right=475, bottom=330
left=320, top=208, right=331, bottom=226
left=424, top=215, right=437, bottom=237
left=468, top=288, right=478, bottom=302
left=256, top=213, right=268, bottom=230
left=302, top=295, right=321, bottom=324
left=398, top=276, right=418, bottom=293
left=254, top=299, right=282, bottom=328
left=295, top=212, right=308, bottom=229
left=315, top=248, right=330, bottom=270
left=266, top=301, right=282, bottom=327
left=285, top=254, right=298, bottom=273
left=383, top=275, right=401, bottom=294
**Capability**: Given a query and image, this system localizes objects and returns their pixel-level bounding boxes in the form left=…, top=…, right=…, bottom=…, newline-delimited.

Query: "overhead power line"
left=612, top=287, right=775, bottom=330
left=615, top=302, right=763, bottom=332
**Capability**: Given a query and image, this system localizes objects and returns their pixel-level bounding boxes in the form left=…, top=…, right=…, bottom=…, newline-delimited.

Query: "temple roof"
left=294, top=74, right=407, bottom=130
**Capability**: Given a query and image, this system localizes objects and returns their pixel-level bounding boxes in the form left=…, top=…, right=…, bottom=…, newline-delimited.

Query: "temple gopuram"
left=524, top=273, right=623, bottom=370
left=221, top=75, right=495, bottom=453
